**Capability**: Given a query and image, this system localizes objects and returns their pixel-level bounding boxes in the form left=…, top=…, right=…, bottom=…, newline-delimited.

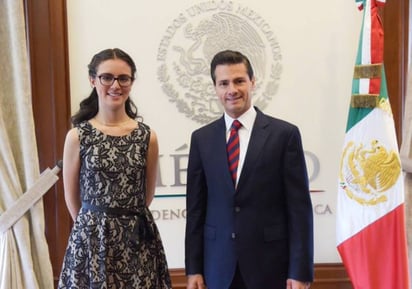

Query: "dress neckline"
left=86, top=120, right=139, bottom=138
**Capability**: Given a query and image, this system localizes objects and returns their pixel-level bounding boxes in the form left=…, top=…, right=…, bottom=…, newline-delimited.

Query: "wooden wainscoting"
left=312, top=263, right=353, bottom=289
left=169, top=263, right=353, bottom=289
left=169, top=269, right=187, bottom=289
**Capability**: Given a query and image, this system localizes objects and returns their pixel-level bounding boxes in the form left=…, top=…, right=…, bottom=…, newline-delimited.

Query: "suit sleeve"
left=284, top=126, right=314, bottom=282
left=185, top=131, right=207, bottom=275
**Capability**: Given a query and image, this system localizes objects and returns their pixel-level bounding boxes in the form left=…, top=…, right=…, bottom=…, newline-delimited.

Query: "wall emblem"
left=339, top=140, right=401, bottom=205
left=157, top=1, right=282, bottom=124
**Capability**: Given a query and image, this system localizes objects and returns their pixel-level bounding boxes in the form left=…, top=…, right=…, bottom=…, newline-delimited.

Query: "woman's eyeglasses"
left=97, top=73, right=134, bottom=87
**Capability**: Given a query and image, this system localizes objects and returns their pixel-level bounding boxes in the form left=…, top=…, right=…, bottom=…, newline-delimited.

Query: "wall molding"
left=169, top=264, right=353, bottom=289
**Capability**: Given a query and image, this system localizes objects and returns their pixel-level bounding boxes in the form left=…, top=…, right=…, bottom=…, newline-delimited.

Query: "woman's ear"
left=89, top=76, right=96, bottom=88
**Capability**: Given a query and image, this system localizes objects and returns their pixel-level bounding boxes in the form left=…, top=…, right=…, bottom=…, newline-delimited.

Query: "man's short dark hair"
left=210, top=50, right=254, bottom=85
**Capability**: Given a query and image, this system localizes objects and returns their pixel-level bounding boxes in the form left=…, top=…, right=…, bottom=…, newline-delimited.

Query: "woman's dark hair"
left=210, top=50, right=254, bottom=85
left=71, top=48, right=140, bottom=125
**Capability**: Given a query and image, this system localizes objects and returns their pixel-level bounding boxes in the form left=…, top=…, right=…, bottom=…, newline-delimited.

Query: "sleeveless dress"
left=58, top=121, right=172, bottom=289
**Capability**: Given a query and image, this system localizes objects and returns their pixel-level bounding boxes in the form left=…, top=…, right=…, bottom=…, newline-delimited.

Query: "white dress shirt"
left=224, top=106, right=257, bottom=186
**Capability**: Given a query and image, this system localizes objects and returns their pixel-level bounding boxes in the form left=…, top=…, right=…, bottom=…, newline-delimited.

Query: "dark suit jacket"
left=185, top=108, right=314, bottom=289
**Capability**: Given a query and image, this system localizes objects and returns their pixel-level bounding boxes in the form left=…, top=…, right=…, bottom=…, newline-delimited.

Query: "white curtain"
left=401, top=62, right=412, bottom=283
left=0, top=1, right=54, bottom=288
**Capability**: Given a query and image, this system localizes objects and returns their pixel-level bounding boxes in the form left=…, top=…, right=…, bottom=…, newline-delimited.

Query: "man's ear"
left=251, top=76, right=256, bottom=89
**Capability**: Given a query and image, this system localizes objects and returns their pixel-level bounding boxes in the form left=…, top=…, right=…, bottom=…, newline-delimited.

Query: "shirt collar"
left=224, top=106, right=257, bottom=132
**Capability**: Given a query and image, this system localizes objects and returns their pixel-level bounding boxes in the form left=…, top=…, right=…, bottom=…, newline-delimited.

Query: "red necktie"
left=227, top=120, right=242, bottom=185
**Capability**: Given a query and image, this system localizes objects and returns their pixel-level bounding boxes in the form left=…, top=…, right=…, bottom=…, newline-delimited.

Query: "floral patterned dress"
left=58, top=121, right=171, bottom=289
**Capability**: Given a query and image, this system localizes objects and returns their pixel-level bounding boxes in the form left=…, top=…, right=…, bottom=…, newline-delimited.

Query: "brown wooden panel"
left=383, top=0, right=409, bottom=144
left=312, top=263, right=353, bottom=289
left=24, top=0, right=72, bottom=285
left=170, top=269, right=187, bottom=289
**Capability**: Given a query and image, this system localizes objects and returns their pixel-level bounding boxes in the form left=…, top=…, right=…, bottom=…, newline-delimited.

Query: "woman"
left=58, top=48, right=172, bottom=289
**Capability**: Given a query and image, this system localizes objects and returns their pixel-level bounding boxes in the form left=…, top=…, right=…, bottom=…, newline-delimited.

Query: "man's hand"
left=187, top=274, right=207, bottom=289
left=286, top=278, right=311, bottom=289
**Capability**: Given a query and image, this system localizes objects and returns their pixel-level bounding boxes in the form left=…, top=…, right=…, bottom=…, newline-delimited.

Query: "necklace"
left=93, top=117, right=132, bottom=127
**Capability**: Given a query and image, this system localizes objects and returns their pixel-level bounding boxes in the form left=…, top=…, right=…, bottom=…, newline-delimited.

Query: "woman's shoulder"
left=64, top=127, right=80, bottom=147
left=138, top=121, right=150, bottom=130
left=68, top=120, right=93, bottom=141
left=136, top=121, right=157, bottom=145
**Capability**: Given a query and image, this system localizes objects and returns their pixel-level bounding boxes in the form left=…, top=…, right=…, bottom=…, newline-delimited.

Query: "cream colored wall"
left=66, top=0, right=361, bottom=268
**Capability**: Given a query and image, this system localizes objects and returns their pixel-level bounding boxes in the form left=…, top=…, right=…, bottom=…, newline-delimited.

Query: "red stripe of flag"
left=338, top=204, right=409, bottom=289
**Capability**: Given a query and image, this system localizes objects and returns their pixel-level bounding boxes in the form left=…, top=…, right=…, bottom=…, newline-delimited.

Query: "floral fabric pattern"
left=58, top=121, right=171, bottom=289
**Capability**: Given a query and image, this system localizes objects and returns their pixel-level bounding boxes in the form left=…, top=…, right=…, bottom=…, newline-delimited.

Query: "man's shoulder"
left=257, top=109, right=298, bottom=131
left=193, top=118, right=223, bottom=134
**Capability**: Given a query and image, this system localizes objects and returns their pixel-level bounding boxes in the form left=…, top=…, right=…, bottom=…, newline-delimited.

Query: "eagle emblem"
left=339, top=139, right=401, bottom=205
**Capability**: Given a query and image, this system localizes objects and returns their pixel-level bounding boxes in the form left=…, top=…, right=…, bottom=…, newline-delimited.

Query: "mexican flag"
left=336, top=0, right=410, bottom=288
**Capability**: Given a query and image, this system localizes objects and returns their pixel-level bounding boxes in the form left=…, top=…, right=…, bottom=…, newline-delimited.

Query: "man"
left=185, top=50, right=313, bottom=289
